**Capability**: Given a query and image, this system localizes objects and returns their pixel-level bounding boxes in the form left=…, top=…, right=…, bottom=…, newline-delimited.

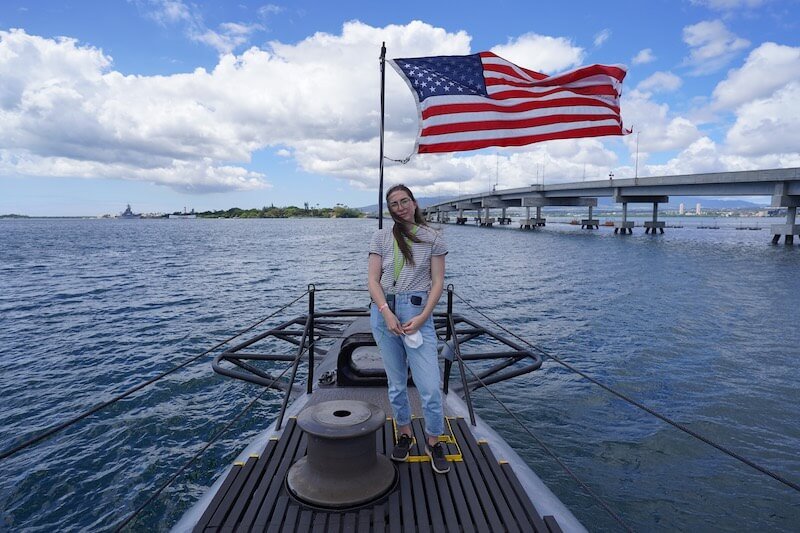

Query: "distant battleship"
left=116, top=204, right=141, bottom=219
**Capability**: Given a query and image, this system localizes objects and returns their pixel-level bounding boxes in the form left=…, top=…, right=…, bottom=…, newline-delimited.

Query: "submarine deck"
left=192, top=414, right=563, bottom=532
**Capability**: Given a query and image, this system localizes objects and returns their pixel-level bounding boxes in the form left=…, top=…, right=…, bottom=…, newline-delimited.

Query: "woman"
left=367, top=184, right=449, bottom=474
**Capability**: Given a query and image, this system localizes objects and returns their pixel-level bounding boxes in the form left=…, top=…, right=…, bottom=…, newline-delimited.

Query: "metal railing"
left=212, top=285, right=544, bottom=429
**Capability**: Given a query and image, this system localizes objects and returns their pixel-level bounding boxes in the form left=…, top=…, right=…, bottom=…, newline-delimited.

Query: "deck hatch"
left=193, top=417, right=562, bottom=532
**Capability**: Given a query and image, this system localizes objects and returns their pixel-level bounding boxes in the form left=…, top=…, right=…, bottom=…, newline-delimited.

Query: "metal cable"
left=452, top=290, right=800, bottom=495
left=0, top=290, right=309, bottom=462
left=112, top=357, right=300, bottom=532
left=454, top=348, right=633, bottom=532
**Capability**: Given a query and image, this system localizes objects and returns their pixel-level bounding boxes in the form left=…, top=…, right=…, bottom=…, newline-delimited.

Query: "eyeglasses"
left=389, top=197, right=413, bottom=210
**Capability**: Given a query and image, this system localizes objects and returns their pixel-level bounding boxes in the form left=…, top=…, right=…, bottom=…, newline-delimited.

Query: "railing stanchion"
left=307, top=285, right=315, bottom=394
left=276, top=310, right=312, bottom=430
left=448, top=311, right=475, bottom=425
left=443, top=285, right=454, bottom=394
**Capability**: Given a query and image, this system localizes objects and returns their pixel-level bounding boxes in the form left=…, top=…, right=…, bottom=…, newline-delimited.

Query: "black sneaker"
left=425, top=441, right=450, bottom=474
left=391, top=433, right=413, bottom=462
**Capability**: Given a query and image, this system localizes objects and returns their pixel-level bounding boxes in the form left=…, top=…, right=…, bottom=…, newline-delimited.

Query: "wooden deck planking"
left=501, top=462, right=550, bottom=533
left=196, top=416, right=560, bottom=532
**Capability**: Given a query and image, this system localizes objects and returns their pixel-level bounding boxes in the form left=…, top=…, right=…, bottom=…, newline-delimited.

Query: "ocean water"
left=1, top=217, right=798, bottom=531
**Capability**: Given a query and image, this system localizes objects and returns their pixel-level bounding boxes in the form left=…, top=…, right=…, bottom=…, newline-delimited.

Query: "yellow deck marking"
left=392, top=416, right=464, bottom=463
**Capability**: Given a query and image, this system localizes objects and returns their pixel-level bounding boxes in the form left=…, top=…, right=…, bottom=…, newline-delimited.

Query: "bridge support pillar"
left=644, top=202, right=666, bottom=234
left=480, top=207, right=495, bottom=227
left=535, top=206, right=545, bottom=226
left=520, top=207, right=534, bottom=229
left=614, top=203, right=634, bottom=234
left=456, top=209, right=467, bottom=224
left=771, top=206, right=799, bottom=244
left=581, top=205, right=599, bottom=229
left=499, top=207, right=511, bottom=225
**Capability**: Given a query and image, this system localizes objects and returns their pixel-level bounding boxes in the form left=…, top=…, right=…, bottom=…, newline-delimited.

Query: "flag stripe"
left=487, top=84, right=620, bottom=98
left=423, top=105, right=620, bottom=127
left=479, top=51, right=547, bottom=80
left=390, top=51, right=628, bottom=154
left=422, top=111, right=621, bottom=136
left=421, top=96, right=620, bottom=119
left=418, top=125, right=626, bottom=153
left=420, top=117, right=624, bottom=144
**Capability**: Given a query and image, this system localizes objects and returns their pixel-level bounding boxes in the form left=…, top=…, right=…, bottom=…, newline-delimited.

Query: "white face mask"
left=403, top=330, right=423, bottom=349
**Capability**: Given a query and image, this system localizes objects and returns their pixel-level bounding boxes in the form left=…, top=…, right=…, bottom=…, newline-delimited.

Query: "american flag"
left=389, top=51, right=629, bottom=154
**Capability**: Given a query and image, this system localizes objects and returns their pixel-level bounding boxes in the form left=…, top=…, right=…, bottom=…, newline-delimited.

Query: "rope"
left=451, top=290, right=800, bottom=495
left=112, top=357, right=300, bottom=532
left=455, top=348, right=633, bottom=532
left=0, top=290, right=309, bottom=462
left=384, top=154, right=413, bottom=164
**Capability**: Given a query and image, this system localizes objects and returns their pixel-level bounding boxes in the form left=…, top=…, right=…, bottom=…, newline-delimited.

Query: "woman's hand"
left=402, top=314, right=426, bottom=335
left=381, top=308, right=404, bottom=335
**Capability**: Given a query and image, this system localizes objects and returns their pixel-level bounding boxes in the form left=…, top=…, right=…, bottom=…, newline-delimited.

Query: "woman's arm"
left=368, top=253, right=403, bottom=335
left=402, top=254, right=445, bottom=334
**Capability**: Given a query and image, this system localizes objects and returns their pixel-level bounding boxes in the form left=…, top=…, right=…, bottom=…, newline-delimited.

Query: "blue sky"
left=1, top=0, right=798, bottom=216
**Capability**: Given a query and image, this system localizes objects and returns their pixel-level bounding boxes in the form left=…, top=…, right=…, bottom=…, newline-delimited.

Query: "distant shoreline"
left=1, top=205, right=367, bottom=219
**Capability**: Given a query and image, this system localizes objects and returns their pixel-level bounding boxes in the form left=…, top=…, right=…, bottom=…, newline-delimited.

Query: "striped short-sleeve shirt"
left=369, top=225, right=447, bottom=294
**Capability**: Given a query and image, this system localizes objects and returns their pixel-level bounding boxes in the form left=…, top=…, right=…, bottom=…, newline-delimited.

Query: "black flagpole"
left=378, top=42, right=386, bottom=229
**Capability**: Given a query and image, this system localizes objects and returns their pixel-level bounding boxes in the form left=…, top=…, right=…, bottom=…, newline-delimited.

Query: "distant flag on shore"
left=389, top=51, right=629, bottom=154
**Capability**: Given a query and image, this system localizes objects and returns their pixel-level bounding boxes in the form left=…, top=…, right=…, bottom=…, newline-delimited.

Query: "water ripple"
left=0, top=218, right=798, bottom=531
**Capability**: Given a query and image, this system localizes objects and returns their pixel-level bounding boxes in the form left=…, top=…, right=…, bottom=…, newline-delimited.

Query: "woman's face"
left=388, top=189, right=416, bottom=223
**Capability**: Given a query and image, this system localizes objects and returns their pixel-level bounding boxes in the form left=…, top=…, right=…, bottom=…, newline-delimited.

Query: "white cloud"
left=632, top=48, right=656, bottom=65
left=689, top=0, right=768, bottom=10
left=594, top=29, right=611, bottom=48
left=140, top=0, right=263, bottom=54
left=724, top=82, right=800, bottom=156
left=637, top=71, right=682, bottom=93
left=11, top=19, right=794, bottom=199
left=621, top=90, right=702, bottom=153
left=0, top=23, right=476, bottom=193
left=644, top=134, right=800, bottom=177
left=380, top=139, right=620, bottom=193
left=490, top=33, right=584, bottom=73
left=145, top=0, right=193, bottom=25
left=192, top=22, right=263, bottom=54
left=258, top=4, right=284, bottom=17
left=645, top=137, right=726, bottom=175
left=712, top=42, right=800, bottom=110
left=682, top=19, right=750, bottom=74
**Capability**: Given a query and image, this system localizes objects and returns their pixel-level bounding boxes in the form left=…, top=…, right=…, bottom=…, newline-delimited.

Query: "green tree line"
left=189, top=204, right=364, bottom=219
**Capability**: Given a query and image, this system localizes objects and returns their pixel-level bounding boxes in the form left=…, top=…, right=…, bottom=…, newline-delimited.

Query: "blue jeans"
left=370, top=291, right=444, bottom=437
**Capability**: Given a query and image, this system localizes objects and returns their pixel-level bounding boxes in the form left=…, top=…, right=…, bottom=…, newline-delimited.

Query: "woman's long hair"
left=387, top=184, right=427, bottom=266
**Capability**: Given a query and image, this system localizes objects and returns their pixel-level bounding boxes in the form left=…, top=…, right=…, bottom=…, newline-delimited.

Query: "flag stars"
left=395, top=54, right=488, bottom=101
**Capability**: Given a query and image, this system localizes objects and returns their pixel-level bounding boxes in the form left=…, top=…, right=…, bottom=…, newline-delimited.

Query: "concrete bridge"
left=422, top=167, right=800, bottom=243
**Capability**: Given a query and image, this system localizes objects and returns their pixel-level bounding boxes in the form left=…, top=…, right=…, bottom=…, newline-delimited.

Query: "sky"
left=1, top=0, right=799, bottom=216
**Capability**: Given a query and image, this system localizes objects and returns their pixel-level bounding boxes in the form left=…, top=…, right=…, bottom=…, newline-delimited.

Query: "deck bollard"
left=287, top=400, right=395, bottom=508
